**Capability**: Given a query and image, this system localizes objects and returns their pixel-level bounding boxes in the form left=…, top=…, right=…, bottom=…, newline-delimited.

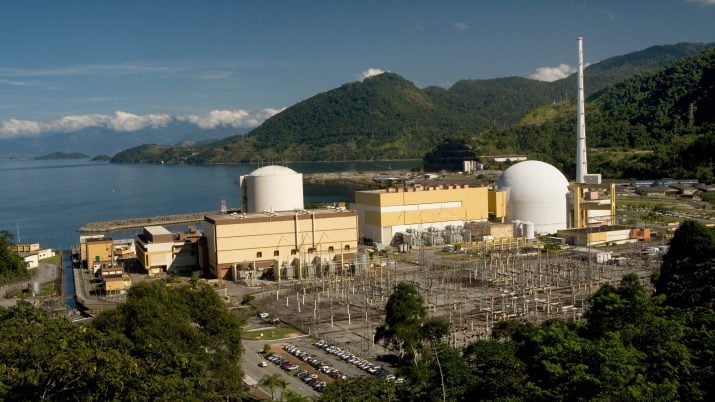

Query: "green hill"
left=111, top=42, right=714, bottom=166
left=34, top=152, right=90, bottom=160
left=482, top=47, right=715, bottom=181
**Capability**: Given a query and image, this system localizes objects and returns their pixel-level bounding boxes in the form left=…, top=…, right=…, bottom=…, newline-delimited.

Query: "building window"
left=291, top=249, right=297, bottom=256
left=344, top=245, right=350, bottom=251
left=328, top=246, right=334, bottom=252
left=274, top=250, right=280, bottom=257
left=256, top=252, right=262, bottom=258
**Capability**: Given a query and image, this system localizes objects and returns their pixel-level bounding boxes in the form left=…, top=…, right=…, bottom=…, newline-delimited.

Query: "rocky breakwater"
left=304, top=170, right=409, bottom=186
left=78, top=211, right=216, bottom=233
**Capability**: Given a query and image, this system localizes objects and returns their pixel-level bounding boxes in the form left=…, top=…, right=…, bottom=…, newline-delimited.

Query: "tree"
left=654, top=220, right=715, bottom=400
left=584, top=275, right=690, bottom=400
left=320, top=376, right=397, bottom=402
left=375, top=283, right=427, bottom=361
left=259, top=373, right=288, bottom=401
left=656, top=220, right=715, bottom=309
left=399, top=343, right=474, bottom=402
left=0, top=302, right=138, bottom=401
left=283, top=388, right=311, bottom=402
left=463, top=339, right=527, bottom=400
left=91, top=281, right=246, bottom=400
left=0, top=230, right=28, bottom=283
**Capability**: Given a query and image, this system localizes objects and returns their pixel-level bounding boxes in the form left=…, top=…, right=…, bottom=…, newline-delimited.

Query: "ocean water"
left=0, top=159, right=417, bottom=249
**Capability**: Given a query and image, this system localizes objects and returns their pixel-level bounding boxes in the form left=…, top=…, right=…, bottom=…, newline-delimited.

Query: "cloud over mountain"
left=528, top=64, right=577, bottom=82
left=358, top=68, right=386, bottom=81
left=178, top=108, right=283, bottom=129
left=0, top=109, right=281, bottom=138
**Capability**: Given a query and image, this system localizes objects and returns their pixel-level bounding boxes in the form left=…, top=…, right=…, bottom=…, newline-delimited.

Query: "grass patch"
left=242, top=325, right=302, bottom=341
left=41, top=282, right=56, bottom=295
left=39, top=252, right=61, bottom=266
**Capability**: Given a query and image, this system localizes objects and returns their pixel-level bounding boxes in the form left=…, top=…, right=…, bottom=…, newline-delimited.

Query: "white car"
left=258, top=361, right=268, bottom=367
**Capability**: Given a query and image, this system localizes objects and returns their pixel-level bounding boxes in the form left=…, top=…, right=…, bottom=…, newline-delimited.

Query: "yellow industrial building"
left=134, top=226, right=201, bottom=276
left=352, top=184, right=506, bottom=245
left=80, top=236, right=113, bottom=268
left=203, top=208, right=358, bottom=281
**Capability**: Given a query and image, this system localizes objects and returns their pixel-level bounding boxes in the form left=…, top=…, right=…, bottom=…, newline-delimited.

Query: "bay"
left=0, top=159, right=418, bottom=249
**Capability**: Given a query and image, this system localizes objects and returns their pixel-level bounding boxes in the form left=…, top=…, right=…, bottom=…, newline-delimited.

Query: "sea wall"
left=78, top=211, right=215, bottom=232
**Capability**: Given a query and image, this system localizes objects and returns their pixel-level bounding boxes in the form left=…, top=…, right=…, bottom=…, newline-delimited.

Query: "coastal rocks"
left=78, top=211, right=215, bottom=232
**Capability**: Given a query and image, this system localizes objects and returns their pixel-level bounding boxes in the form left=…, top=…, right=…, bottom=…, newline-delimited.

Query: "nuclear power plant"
left=66, top=37, right=662, bottom=359
left=241, top=37, right=657, bottom=355
left=198, top=39, right=625, bottom=286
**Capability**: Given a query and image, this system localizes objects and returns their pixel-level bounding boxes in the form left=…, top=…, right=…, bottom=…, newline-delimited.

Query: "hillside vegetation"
left=478, top=47, right=715, bottom=181
left=112, top=42, right=714, bottom=180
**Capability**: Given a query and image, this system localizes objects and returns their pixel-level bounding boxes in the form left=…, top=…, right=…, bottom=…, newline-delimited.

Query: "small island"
left=34, top=152, right=90, bottom=160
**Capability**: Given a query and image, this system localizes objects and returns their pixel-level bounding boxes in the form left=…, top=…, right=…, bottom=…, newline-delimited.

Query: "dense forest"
left=1, top=221, right=713, bottom=400
left=0, top=281, right=245, bottom=401
left=112, top=43, right=714, bottom=182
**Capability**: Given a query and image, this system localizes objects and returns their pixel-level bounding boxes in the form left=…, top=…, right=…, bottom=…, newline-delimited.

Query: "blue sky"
left=1, top=0, right=714, bottom=137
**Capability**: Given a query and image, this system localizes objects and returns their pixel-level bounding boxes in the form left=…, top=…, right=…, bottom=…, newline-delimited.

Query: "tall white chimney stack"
left=576, top=36, right=588, bottom=183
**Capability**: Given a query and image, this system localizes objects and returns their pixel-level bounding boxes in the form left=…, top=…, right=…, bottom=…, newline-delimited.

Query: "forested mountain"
left=478, top=47, right=715, bottom=181
left=111, top=42, right=714, bottom=167
left=0, top=121, right=242, bottom=160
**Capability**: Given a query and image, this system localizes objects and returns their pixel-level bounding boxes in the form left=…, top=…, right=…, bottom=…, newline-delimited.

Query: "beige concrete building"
left=11, top=243, right=40, bottom=253
left=12, top=243, right=54, bottom=262
left=204, top=209, right=358, bottom=281
left=135, top=226, right=200, bottom=276
left=18, top=252, right=39, bottom=269
left=103, top=274, right=132, bottom=294
left=352, top=185, right=505, bottom=245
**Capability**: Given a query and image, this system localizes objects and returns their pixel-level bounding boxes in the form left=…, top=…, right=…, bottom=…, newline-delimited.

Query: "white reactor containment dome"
left=240, top=165, right=304, bottom=213
left=496, top=160, right=569, bottom=234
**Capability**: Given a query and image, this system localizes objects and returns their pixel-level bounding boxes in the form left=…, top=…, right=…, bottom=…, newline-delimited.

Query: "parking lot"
left=282, top=338, right=398, bottom=382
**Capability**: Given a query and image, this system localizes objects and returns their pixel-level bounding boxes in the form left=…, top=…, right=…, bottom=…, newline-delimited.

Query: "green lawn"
left=40, top=252, right=61, bottom=266
left=242, top=325, right=303, bottom=341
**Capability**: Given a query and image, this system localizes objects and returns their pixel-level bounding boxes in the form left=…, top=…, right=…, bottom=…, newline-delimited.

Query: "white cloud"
left=687, top=0, right=715, bottom=6
left=48, top=114, right=111, bottom=132
left=358, top=68, right=387, bottom=81
left=0, top=63, right=183, bottom=78
left=0, top=108, right=283, bottom=138
left=454, top=21, right=469, bottom=31
left=0, top=111, right=170, bottom=138
left=0, top=119, right=44, bottom=137
left=109, top=111, right=172, bottom=131
left=178, top=108, right=283, bottom=129
left=528, top=63, right=577, bottom=82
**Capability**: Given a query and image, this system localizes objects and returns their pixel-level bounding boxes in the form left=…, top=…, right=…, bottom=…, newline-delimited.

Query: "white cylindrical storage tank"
left=523, top=221, right=535, bottom=240
left=497, top=161, right=569, bottom=234
left=240, top=165, right=304, bottom=213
